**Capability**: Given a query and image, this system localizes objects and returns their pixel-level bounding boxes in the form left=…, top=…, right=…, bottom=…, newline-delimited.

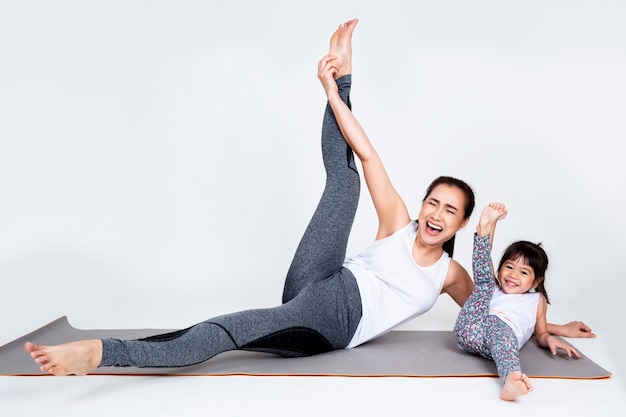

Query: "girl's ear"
left=533, top=276, right=544, bottom=289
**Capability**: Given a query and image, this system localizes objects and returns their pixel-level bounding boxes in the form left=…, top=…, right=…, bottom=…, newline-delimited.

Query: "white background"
left=1, top=1, right=625, bottom=416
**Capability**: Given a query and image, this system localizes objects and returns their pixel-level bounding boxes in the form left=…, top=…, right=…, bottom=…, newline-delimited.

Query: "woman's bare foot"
left=24, top=340, right=103, bottom=376
left=500, top=371, right=534, bottom=401
left=328, top=18, right=358, bottom=79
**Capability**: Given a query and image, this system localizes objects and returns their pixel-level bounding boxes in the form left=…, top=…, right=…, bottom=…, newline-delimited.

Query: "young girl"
left=453, top=203, right=581, bottom=401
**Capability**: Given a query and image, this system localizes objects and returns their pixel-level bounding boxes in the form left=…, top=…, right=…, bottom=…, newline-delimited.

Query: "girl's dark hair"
left=422, top=176, right=476, bottom=258
left=497, top=241, right=550, bottom=304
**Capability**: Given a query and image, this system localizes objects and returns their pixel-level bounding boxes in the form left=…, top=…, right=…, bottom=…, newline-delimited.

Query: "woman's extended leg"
left=97, top=266, right=361, bottom=369
left=282, top=19, right=360, bottom=303
left=282, top=75, right=359, bottom=302
left=25, top=76, right=363, bottom=371
left=96, top=66, right=364, bottom=370
left=25, top=19, right=363, bottom=376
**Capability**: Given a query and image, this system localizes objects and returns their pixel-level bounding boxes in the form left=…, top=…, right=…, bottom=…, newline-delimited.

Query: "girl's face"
left=417, top=184, right=469, bottom=247
left=497, top=256, right=538, bottom=294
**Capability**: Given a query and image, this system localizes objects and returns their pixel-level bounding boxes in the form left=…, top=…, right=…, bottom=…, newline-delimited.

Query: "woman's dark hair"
left=422, top=176, right=476, bottom=258
left=497, top=241, right=550, bottom=304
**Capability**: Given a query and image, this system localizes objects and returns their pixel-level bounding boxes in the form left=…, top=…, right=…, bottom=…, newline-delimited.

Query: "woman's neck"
left=412, top=238, right=444, bottom=267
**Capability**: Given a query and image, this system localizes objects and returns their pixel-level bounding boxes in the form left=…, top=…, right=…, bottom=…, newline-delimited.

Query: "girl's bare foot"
left=500, top=371, right=534, bottom=401
left=24, top=340, right=103, bottom=376
left=328, top=18, right=358, bottom=79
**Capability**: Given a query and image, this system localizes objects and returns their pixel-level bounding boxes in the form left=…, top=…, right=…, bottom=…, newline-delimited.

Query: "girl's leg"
left=282, top=75, right=360, bottom=303
left=485, top=315, right=522, bottom=381
left=453, top=234, right=496, bottom=355
left=485, top=315, right=532, bottom=401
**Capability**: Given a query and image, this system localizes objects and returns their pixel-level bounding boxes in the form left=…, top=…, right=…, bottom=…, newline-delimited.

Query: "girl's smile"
left=497, top=257, right=537, bottom=294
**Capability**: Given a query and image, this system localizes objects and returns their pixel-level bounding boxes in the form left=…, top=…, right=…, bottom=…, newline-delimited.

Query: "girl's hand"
left=546, top=335, right=582, bottom=358
left=548, top=321, right=597, bottom=338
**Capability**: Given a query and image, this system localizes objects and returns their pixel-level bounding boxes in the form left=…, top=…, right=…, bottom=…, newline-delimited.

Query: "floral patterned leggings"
left=453, top=235, right=521, bottom=382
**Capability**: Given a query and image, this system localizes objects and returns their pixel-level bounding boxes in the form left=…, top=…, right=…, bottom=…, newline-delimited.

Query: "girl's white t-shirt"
left=490, top=286, right=540, bottom=348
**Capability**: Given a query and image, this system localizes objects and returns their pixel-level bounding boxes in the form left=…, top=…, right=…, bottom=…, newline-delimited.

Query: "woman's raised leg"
left=24, top=19, right=363, bottom=375
left=282, top=19, right=360, bottom=303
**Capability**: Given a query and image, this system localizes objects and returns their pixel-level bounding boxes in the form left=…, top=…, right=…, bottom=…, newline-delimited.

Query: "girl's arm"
left=318, top=55, right=410, bottom=239
left=546, top=321, right=596, bottom=338
left=534, top=296, right=581, bottom=358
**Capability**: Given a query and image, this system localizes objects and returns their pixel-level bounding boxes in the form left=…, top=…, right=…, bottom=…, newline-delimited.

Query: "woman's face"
left=417, top=184, right=469, bottom=247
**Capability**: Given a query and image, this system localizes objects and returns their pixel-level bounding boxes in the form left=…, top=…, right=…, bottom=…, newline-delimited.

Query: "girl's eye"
left=446, top=209, right=455, bottom=214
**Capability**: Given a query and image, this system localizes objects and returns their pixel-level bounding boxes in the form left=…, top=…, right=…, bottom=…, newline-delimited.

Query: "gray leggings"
left=101, top=76, right=363, bottom=368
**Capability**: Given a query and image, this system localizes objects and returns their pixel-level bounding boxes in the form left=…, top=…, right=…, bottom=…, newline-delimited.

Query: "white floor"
left=2, top=336, right=624, bottom=417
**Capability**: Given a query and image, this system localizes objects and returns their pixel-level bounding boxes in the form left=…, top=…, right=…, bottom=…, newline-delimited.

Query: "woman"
left=25, top=19, right=593, bottom=376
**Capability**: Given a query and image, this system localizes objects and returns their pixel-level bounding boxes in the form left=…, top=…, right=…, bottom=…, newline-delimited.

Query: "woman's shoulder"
left=441, top=258, right=473, bottom=306
left=442, top=258, right=470, bottom=289
left=447, top=258, right=468, bottom=279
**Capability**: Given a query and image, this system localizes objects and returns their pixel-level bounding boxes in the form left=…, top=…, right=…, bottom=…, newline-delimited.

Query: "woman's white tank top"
left=343, top=221, right=450, bottom=348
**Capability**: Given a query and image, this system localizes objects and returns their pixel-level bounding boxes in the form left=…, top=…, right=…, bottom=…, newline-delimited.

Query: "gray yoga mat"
left=0, top=316, right=611, bottom=378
